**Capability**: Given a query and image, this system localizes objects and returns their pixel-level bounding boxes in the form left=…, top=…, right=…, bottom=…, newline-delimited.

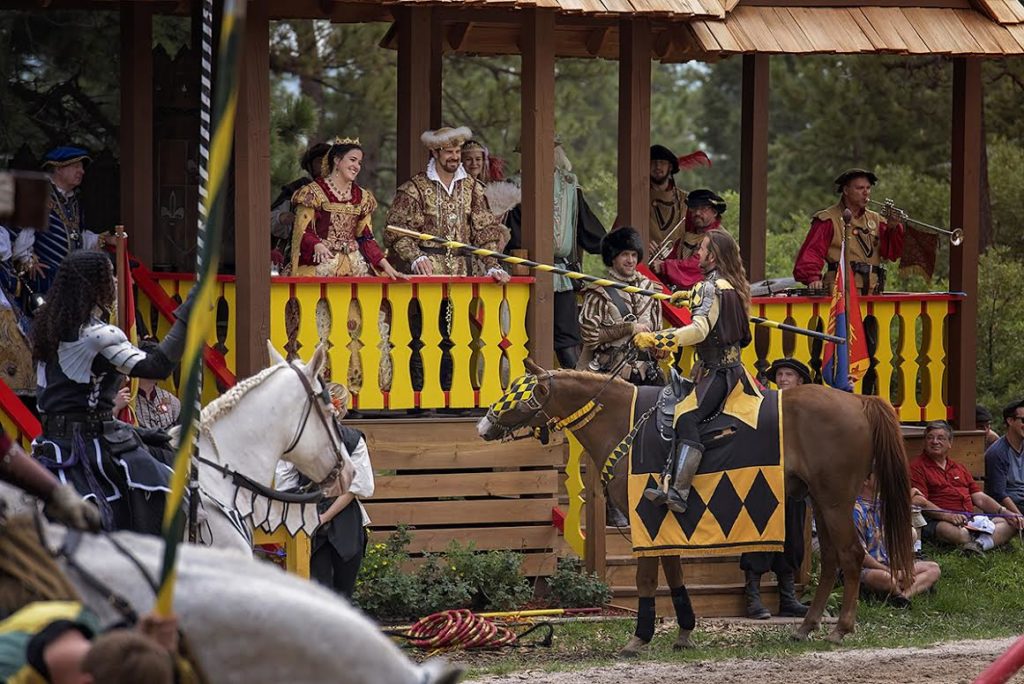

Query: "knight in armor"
left=793, top=168, right=905, bottom=295
left=633, top=230, right=752, bottom=513
left=30, top=251, right=192, bottom=535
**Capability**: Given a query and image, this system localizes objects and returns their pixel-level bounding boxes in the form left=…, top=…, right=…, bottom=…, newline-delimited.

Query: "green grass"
left=455, top=540, right=1024, bottom=679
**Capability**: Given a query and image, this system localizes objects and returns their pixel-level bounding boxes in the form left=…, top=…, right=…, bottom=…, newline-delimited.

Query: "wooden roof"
left=681, top=4, right=1024, bottom=56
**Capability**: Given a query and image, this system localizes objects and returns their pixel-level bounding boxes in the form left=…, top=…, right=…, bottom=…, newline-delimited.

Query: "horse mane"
left=200, top=363, right=286, bottom=424
left=550, top=368, right=635, bottom=391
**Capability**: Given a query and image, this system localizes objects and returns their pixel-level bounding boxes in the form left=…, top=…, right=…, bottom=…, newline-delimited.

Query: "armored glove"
left=633, top=330, right=679, bottom=352
left=669, top=290, right=691, bottom=307
left=44, top=484, right=102, bottom=532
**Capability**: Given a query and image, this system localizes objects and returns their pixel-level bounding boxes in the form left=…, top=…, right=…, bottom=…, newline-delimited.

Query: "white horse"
left=186, top=341, right=355, bottom=552
left=36, top=524, right=462, bottom=684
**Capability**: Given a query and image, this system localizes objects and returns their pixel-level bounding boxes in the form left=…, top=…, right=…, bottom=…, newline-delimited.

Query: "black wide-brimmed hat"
left=685, top=188, right=726, bottom=214
left=650, top=144, right=679, bottom=175
left=766, top=358, right=812, bottom=386
left=601, top=226, right=644, bottom=267
left=833, top=168, right=878, bottom=193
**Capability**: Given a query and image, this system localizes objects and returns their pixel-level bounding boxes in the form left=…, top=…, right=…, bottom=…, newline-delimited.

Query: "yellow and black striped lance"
left=385, top=226, right=845, bottom=345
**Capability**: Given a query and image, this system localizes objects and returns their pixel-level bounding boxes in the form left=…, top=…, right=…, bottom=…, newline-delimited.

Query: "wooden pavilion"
left=1, top=0, right=1019, bottom=614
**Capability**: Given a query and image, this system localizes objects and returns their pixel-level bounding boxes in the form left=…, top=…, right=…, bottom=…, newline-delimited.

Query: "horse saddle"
left=656, top=369, right=740, bottom=452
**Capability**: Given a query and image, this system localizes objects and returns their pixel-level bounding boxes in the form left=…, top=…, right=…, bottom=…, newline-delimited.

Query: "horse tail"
left=863, top=396, right=914, bottom=588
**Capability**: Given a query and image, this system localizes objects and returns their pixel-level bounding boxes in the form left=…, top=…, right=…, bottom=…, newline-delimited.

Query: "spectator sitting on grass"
left=854, top=474, right=941, bottom=607
left=911, top=421, right=1023, bottom=555
left=984, top=398, right=1024, bottom=518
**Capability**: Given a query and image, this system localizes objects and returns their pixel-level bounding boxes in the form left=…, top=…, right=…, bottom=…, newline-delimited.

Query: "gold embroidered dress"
left=385, top=159, right=508, bottom=276
left=290, top=178, right=385, bottom=277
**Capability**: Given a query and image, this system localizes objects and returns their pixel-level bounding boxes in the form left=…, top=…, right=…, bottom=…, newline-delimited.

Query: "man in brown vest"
left=793, top=169, right=904, bottom=295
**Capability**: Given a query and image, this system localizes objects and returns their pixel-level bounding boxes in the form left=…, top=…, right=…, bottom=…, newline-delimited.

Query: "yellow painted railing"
left=135, top=274, right=533, bottom=410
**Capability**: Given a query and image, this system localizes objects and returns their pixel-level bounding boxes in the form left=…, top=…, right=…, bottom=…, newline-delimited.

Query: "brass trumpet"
left=868, top=198, right=964, bottom=246
left=648, top=217, right=686, bottom=264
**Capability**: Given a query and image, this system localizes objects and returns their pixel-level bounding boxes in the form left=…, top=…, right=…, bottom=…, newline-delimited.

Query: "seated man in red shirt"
left=910, top=421, right=1021, bottom=555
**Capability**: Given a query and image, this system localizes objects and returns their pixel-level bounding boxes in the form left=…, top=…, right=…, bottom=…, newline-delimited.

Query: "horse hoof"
left=672, top=631, right=695, bottom=651
left=791, top=628, right=811, bottom=642
left=825, top=630, right=847, bottom=645
left=618, top=636, right=648, bottom=658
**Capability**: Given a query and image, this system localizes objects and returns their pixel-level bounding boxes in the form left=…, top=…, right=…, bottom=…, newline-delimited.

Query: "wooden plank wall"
left=352, top=418, right=567, bottom=577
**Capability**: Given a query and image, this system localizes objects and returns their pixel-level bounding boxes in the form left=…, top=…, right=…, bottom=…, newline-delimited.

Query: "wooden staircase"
left=598, top=525, right=785, bottom=616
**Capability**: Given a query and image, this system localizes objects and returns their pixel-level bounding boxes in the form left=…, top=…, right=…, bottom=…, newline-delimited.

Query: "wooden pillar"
left=949, top=58, right=982, bottom=429
left=521, top=9, right=556, bottom=371
left=617, top=18, right=652, bottom=244
left=739, top=54, right=769, bottom=282
left=233, top=0, right=271, bottom=376
left=429, top=12, right=444, bottom=129
left=396, top=7, right=438, bottom=184
left=119, top=3, right=154, bottom=266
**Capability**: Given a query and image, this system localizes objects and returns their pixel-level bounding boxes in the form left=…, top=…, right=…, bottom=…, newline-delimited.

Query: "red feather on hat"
left=488, top=155, right=506, bottom=182
left=677, top=150, right=712, bottom=171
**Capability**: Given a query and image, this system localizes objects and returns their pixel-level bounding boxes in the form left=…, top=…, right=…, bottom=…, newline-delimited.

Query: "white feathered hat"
left=420, top=126, right=473, bottom=150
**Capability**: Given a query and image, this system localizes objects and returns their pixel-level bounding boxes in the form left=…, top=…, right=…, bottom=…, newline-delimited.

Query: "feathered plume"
left=484, top=180, right=522, bottom=217
left=677, top=150, right=712, bottom=171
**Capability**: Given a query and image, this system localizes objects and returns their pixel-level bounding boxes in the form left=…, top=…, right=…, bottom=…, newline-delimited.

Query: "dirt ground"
left=467, top=638, right=1023, bottom=683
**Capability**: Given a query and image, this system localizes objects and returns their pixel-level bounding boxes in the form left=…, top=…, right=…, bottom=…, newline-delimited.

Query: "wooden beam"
left=586, top=27, right=610, bottom=56
left=396, top=7, right=434, bottom=184
left=447, top=22, right=472, bottom=51
left=521, top=8, right=556, bottom=372
left=234, top=0, right=271, bottom=376
left=617, top=18, right=652, bottom=244
left=949, top=58, right=982, bottom=430
left=739, top=53, right=769, bottom=282
left=119, top=2, right=154, bottom=267
left=430, top=12, right=444, bottom=129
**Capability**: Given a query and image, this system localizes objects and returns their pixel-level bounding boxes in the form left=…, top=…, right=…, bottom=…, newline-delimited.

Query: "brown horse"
left=477, top=359, right=913, bottom=655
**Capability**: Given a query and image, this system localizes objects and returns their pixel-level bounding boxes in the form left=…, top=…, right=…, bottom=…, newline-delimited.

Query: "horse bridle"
left=194, top=361, right=346, bottom=506
left=486, top=353, right=635, bottom=442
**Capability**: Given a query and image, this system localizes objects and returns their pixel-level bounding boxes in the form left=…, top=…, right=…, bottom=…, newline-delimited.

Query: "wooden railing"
left=135, top=273, right=534, bottom=410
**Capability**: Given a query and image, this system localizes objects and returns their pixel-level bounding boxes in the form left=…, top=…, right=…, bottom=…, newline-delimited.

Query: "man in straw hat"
left=793, top=168, right=904, bottom=295
left=386, top=126, right=510, bottom=281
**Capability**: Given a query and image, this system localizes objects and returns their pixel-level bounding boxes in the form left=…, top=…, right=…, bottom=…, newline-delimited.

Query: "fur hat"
left=833, top=168, right=878, bottom=193
left=650, top=144, right=679, bottom=175
left=601, top=226, right=644, bottom=267
left=766, top=358, right=812, bottom=386
left=421, top=126, right=473, bottom=150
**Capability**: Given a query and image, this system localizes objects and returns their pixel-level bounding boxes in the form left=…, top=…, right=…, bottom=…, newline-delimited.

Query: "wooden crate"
left=353, top=417, right=565, bottom=577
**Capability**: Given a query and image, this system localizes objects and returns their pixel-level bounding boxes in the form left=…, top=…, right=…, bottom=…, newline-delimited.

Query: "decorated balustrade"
left=133, top=271, right=533, bottom=410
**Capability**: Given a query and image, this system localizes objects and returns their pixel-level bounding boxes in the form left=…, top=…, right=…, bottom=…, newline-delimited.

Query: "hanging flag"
left=822, top=257, right=869, bottom=392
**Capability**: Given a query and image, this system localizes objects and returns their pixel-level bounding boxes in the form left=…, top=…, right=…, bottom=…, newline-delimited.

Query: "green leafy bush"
left=547, top=556, right=612, bottom=608
left=353, top=529, right=533, bottom=620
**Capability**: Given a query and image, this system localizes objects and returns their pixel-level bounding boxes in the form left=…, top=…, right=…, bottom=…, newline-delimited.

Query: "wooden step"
left=610, top=584, right=783, bottom=618
left=604, top=555, right=747, bottom=586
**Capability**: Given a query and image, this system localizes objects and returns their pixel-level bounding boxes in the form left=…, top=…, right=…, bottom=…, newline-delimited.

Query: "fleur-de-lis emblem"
left=161, top=191, right=185, bottom=224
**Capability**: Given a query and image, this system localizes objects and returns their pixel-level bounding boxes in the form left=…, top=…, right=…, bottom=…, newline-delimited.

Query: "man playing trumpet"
left=794, top=168, right=904, bottom=295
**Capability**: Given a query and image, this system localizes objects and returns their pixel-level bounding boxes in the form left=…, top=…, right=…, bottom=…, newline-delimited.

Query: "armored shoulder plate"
left=57, top=320, right=145, bottom=382
left=689, top=278, right=717, bottom=319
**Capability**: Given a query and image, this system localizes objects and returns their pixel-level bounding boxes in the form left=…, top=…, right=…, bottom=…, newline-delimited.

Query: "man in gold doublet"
left=385, top=126, right=510, bottom=281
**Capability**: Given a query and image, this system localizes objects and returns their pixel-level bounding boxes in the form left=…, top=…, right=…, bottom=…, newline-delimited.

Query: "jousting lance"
left=385, top=226, right=846, bottom=345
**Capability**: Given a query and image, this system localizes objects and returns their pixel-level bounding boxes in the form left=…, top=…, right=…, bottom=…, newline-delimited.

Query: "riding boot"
left=606, top=499, right=630, bottom=528
left=776, top=571, right=809, bottom=618
left=744, top=570, right=771, bottom=620
left=643, top=441, right=704, bottom=514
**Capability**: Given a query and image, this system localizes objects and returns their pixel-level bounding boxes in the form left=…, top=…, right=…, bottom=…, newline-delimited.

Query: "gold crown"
left=331, top=136, right=360, bottom=146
